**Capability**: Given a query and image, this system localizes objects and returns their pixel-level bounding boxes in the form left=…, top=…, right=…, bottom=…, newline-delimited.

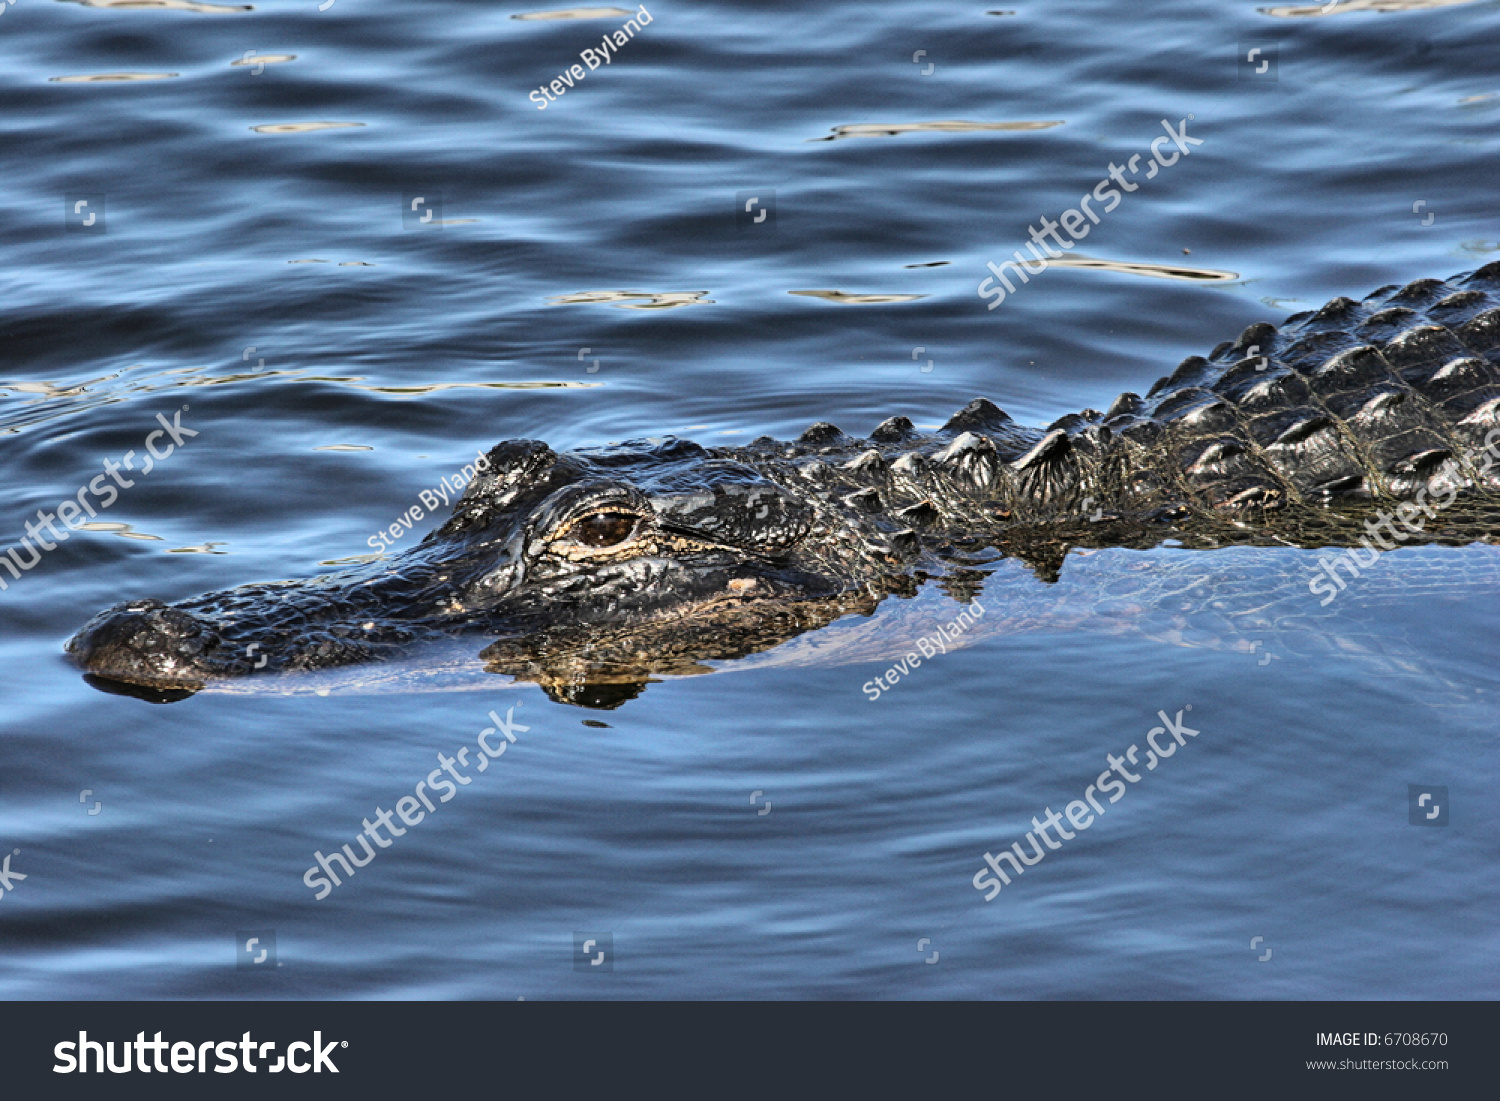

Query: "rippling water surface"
left=2, top=0, right=1498, bottom=999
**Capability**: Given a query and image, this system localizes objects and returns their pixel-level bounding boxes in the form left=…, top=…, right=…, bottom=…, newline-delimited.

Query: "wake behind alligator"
left=66, top=264, right=1500, bottom=707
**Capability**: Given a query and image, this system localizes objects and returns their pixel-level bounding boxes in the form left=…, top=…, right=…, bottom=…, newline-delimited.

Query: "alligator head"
left=66, top=435, right=897, bottom=706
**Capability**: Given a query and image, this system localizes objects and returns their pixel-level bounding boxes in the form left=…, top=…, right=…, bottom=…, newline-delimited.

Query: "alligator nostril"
left=65, top=599, right=219, bottom=690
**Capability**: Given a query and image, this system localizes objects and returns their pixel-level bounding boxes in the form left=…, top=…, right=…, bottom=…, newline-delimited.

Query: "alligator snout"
left=65, top=599, right=223, bottom=691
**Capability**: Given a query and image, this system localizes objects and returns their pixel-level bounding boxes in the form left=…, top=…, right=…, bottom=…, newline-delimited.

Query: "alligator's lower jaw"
left=64, top=599, right=219, bottom=693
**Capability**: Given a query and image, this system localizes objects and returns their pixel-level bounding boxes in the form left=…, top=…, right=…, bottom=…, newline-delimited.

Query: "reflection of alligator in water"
left=67, top=265, right=1500, bottom=706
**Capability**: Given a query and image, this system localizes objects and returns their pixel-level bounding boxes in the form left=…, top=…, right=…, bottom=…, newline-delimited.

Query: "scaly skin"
left=66, top=263, right=1500, bottom=702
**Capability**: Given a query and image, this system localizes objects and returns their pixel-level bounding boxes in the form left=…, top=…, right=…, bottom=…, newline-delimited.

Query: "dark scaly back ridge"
left=1083, top=262, right=1500, bottom=515
left=713, top=264, right=1500, bottom=546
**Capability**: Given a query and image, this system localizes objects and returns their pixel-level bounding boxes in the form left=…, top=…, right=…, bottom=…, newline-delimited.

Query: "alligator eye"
left=570, top=511, right=640, bottom=548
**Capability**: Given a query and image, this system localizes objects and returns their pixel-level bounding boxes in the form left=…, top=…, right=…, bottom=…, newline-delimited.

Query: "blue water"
left=1, top=0, right=1498, bottom=999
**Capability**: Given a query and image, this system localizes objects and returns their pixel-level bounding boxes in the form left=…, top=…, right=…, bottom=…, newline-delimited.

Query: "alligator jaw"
left=65, top=599, right=221, bottom=693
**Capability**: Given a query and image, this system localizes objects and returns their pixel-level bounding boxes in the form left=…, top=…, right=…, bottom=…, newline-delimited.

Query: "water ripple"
left=229, top=54, right=296, bottom=68
left=48, top=72, right=180, bottom=82
left=811, top=120, right=1065, bottom=142
left=1261, top=0, right=1478, bottom=16
left=511, top=6, right=634, bottom=19
left=249, top=121, right=366, bottom=134
left=1045, top=258, right=1241, bottom=282
left=546, top=290, right=715, bottom=310
left=56, top=0, right=251, bottom=11
left=788, top=290, right=929, bottom=304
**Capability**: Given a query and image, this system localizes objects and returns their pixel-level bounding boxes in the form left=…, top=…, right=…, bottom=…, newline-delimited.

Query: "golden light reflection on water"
left=1261, top=0, right=1477, bottom=16
left=6, top=367, right=598, bottom=422
left=812, top=120, right=1063, bottom=141
left=788, top=290, right=927, bottom=304
left=312, top=444, right=374, bottom=451
left=49, top=73, right=180, bottom=82
left=251, top=122, right=365, bottom=134
left=58, top=0, right=252, bottom=11
left=511, top=7, right=633, bottom=19
left=320, top=553, right=384, bottom=567
left=1045, top=257, right=1239, bottom=282
left=168, top=542, right=228, bottom=554
left=78, top=521, right=163, bottom=541
left=0, top=374, right=122, bottom=398
left=229, top=54, right=295, bottom=67
left=546, top=290, right=714, bottom=309
left=340, top=380, right=603, bottom=395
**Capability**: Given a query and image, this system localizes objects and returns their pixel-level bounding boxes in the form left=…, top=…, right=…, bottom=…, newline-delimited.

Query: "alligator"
left=66, top=264, right=1500, bottom=707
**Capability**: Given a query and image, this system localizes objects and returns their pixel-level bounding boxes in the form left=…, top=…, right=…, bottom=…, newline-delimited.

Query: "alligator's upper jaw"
left=65, top=599, right=223, bottom=692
